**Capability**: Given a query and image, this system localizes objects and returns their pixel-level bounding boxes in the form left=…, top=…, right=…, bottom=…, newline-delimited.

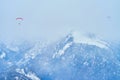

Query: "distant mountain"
left=0, top=32, right=120, bottom=80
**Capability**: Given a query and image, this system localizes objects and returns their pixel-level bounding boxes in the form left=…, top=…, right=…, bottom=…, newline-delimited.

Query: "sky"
left=0, top=0, right=120, bottom=43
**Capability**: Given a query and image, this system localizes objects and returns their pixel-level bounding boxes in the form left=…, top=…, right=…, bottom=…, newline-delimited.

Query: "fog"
left=0, top=0, right=120, bottom=43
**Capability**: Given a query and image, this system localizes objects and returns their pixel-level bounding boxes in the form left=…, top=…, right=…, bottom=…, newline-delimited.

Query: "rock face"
left=0, top=32, right=120, bottom=80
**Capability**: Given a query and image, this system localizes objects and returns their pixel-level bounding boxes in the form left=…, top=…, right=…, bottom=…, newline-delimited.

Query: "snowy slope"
left=53, top=31, right=110, bottom=58
left=72, top=31, right=109, bottom=49
left=0, top=32, right=120, bottom=80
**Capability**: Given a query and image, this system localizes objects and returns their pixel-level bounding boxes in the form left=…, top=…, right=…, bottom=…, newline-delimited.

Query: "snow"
left=7, top=61, right=13, bottom=66
left=17, top=42, right=45, bottom=65
left=53, top=42, right=73, bottom=58
left=0, top=33, right=119, bottom=80
left=53, top=31, right=109, bottom=58
left=15, top=76, right=19, bottom=80
left=16, top=68, right=40, bottom=80
left=0, top=52, right=6, bottom=59
left=83, top=61, right=89, bottom=66
left=26, top=72, right=40, bottom=80
left=72, top=31, right=109, bottom=49
left=6, top=45, right=19, bottom=52
left=16, top=68, right=25, bottom=74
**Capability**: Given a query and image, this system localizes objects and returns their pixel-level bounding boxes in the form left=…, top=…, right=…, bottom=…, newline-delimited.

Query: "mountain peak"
left=66, top=31, right=109, bottom=49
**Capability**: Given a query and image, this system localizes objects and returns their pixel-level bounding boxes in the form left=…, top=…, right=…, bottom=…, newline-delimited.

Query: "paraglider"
left=16, top=17, right=23, bottom=25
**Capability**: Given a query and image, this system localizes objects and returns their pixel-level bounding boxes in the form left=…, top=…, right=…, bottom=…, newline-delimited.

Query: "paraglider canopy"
left=16, top=17, right=23, bottom=25
left=16, top=17, right=23, bottom=21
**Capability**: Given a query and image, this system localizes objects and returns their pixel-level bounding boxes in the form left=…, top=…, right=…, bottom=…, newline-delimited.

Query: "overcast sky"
left=0, top=0, right=120, bottom=43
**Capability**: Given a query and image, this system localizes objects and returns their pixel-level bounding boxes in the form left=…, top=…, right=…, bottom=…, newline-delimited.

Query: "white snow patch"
left=15, top=76, right=19, bottom=80
left=0, top=52, right=6, bottom=59
left=53, top=42, right=73, bottom=58
left=26, top=72, right=40, bottom=80
left=83, top=61, right=89, bottom=66
left=72, top=31, right=109, bottom=49
left=6, top=45, right=19, bottom=52
left=16, top=68, right=25, bottom=74
left=16, top=68, right=40, bottom=80
left=7, top=61, right=13, bottom=66
left=58, top=42, right=73, bottom=56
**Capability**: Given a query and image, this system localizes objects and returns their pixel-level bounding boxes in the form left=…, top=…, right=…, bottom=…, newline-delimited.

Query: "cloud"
left=0, top=0, right=120, bottom=43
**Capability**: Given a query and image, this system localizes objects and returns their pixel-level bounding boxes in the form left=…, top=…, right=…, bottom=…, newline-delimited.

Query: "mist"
left=0, top=0, right=120, bottom=43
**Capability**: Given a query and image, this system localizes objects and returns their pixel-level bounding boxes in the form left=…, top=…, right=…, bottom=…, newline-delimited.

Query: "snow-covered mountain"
left=0, top=32, right=120, bottom=80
